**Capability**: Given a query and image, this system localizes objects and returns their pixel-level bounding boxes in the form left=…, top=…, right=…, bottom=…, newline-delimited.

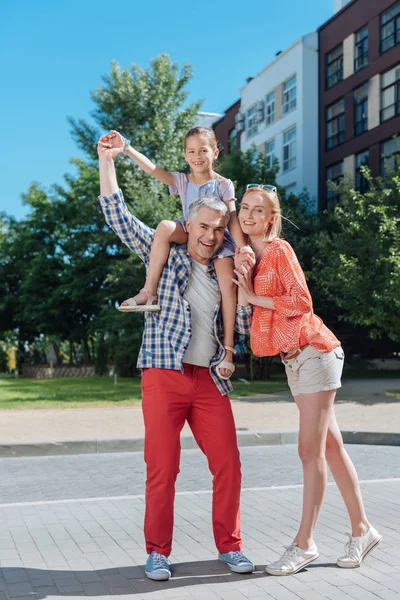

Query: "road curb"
left=0, top=430, right=399, bottom=458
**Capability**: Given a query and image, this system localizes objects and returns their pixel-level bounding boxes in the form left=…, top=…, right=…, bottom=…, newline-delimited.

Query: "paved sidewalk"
left=0, top=378, right=399, bottom=443
left=0, top=478, right=398, bottom=600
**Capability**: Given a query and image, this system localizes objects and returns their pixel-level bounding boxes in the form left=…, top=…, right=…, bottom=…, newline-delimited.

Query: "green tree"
left=313, top=166, right=400, bottom=341
left=69, top=53, right=200, bottom=227
left=67, top=54, right=201, bottom=371
left=0, top=54, right=202, bottom=374
left=219, top=147, right=279, bottom=202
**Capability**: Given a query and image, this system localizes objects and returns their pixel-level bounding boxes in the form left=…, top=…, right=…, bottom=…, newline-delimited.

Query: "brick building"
left=319, top=0, right=400, bottom=209
left=212, top=100, right=241, bottom=156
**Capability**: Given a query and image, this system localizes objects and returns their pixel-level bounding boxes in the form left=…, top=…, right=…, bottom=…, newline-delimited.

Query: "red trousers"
left=141, top=364, right=242, bottom=556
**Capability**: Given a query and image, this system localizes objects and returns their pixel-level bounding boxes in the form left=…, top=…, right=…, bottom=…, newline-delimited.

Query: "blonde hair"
left=242, top=187, right=282, bottom=241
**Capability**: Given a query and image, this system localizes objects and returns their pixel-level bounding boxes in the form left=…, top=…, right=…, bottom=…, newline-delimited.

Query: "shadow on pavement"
left=307, top=561, right=338, bottom=569
left=0, top=562, right=269, bottom=596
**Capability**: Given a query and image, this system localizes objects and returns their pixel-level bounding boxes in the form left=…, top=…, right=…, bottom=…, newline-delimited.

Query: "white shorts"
left=282, top=345, right=344, bottom=397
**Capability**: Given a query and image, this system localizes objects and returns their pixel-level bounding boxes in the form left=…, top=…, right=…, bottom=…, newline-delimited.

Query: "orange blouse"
left=250, top=238, right=340, bottom=357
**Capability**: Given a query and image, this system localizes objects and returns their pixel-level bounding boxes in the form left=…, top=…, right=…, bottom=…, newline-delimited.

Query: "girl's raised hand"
left=97, top=130, right=125, bottom=159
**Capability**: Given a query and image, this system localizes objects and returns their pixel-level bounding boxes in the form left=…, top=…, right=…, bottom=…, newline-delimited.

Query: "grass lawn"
left=343, top=368, right=400, bottom=379
left=0, top=376, right=289, bottom=410
left=386, top=390, right=400, bottom=399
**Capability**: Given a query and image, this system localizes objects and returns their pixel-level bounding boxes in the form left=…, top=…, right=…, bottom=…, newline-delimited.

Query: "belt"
left=281, top=345, right=309, bottom=361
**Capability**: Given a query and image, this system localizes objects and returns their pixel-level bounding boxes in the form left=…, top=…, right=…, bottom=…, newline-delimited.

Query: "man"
left=98, top=138, right=254, bottom=581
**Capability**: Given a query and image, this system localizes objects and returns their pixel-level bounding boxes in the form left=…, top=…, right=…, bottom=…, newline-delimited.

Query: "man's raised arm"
left=98, top=138, right=154, bottom=264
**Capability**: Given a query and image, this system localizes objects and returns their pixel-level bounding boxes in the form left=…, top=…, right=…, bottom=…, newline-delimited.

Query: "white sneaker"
left=265, top=542, right=319, bottom=576
left=337, top=525, right=382, bottom=568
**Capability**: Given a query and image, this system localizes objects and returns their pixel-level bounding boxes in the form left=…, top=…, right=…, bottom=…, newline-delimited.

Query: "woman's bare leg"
left=325, top=412, right=369, bottom=536
left=293, top=390, right=336, bottom=550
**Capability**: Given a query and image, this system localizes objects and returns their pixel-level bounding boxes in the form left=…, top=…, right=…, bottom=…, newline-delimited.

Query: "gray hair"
left=187, top=195, right=230, bottom=225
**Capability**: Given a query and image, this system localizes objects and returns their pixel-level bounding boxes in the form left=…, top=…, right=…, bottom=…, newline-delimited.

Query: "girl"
left=98, top=127, right=246, bottom=379
left=234, top=184, right=381, bottom=575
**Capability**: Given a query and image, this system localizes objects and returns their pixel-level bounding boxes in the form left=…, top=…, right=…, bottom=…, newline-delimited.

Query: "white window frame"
left=265, top=138, right=276, bottom=170
left=282, top=75, right=297, bottom=115
left=283, top=126, right=297, bottom=172
left=266, top=92, right=275, bottom=125
left=246, top=105, right=258, bottom=139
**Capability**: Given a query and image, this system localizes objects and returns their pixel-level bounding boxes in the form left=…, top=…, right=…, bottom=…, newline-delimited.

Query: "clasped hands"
left=233, top=246, right=256, bottom=304
left=97, top=130, right=126, bottom=160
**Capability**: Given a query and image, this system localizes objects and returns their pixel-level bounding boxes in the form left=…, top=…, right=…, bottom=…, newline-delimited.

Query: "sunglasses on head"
left=246, top=183, right=277, bottom=194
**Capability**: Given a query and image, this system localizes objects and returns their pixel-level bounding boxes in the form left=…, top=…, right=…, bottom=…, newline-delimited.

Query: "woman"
left=234, top=184, right=381, bottom=576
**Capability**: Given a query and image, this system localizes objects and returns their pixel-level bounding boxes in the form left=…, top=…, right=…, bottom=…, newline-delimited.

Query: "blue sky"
left=1, top=0, right=333, bottom=220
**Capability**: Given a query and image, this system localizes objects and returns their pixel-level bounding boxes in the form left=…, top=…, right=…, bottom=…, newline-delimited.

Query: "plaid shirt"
left=99, top=189, right=252, bottom=395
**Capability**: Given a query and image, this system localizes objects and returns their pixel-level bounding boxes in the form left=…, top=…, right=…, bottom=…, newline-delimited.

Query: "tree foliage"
left=69, top=54, right=200, bottom=228
left=1, top=56, right=399, bottom=374
left=0, top=54, right=200, bottom=373
left=312, top=167, right=400, bottom=341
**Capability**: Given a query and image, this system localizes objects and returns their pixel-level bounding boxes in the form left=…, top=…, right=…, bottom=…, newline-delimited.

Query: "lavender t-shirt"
left=168, top=172, right=235, bottom=219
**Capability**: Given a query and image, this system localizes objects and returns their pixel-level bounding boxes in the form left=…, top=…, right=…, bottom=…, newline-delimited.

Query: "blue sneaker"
left=218, top=550, right=255, bottom=574
left=145, top=551, right=171, bottom=581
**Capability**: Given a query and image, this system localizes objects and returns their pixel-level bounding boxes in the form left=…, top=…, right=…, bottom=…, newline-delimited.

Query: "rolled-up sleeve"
left=235, top=304, right=253, bottom=334
left=99, top=189, right=154, bottom=264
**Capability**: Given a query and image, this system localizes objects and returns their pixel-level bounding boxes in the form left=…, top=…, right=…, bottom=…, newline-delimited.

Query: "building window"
left=282, top=76, right=297, bottom=115
left=228, top=128, right=237, bottom=152
left=326, top=44, right=343, bottom=89
left=326, top=99, right=345, bottom=150
left=381, top=137, right=400, bottom=173
left=266, top=92, right=275, bottom=125
left=354, top=83, right=368, bottom=136
left=326, top=161, right=344, bottom=206
left=265, top=139, right=276, bottom=170
left=246, top=106, right=258, bottom=139
left=283, top=127, right=296, bottom=172
left=355, top=150, right=369, bottom=193
left=355, top=26, right=368, bottom=71
left=381, top=1, right=400, bottom=54
left=381, top=65, right=400, bottom=122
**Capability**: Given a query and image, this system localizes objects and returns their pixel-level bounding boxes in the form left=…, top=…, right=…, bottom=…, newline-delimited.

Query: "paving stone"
left=0, top=448, right=397, bottom=599
left=7, top=582, right=35, bottom=597
left=0, top=445, right=398, bottom=503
